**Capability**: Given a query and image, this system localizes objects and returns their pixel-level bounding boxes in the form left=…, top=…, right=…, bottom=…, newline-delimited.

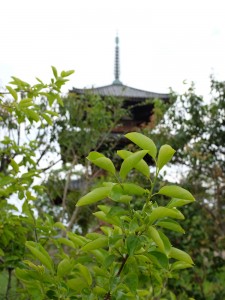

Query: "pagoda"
left=70, top=36, right=170, bottom=133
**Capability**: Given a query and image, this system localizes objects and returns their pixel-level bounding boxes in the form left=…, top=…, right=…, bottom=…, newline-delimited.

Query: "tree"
left=0, top=73, right=196, bottom=298
left=151, top=78, right=225, bottom=299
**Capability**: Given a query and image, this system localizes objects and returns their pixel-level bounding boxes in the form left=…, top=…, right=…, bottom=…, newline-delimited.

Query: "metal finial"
left=113, top=34, right=122, bottom=85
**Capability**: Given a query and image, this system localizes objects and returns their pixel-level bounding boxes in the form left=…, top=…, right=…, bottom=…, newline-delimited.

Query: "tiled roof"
left=70, top=84, right=169, bottom=100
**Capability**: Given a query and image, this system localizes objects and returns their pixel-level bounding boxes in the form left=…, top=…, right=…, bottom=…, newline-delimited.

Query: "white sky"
left=1, top=0, right=225, bottom=96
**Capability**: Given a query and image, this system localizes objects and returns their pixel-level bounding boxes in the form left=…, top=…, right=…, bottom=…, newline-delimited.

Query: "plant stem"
left=6, top=268, right=12, bottom=300
left=104, top=254, right=129, bottom=300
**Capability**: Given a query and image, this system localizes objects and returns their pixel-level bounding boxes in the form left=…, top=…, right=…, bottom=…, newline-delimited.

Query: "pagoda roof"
left=70, top=83, right=169, bottom=101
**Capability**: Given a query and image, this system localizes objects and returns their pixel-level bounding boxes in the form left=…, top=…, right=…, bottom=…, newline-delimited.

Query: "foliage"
left=14, top=131, right=195, bottom=299
left=150, top=78, right=225, bottom=299
left=0, top=77, right=196, bottom=299
left=0, top=67, right=74, bottom=299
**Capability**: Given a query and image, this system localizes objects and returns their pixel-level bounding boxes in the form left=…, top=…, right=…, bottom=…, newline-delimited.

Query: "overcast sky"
left=1, top=0, right=225, bottom=96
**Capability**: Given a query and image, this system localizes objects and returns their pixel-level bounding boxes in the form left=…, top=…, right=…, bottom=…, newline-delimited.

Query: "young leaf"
left=93, top=211, right=121, bottom=226
left=119, top=150, right=148, bottom=179
left=51, top=66, right=58, bottom=79
left=171, top=261, right=193, bottom=271
left=57, top=258, right=73, bottom=277
left=158, top=230, right=172, bottom=254
left=148, top=226, right=165, bottom=252
left=24, top=109, right=40, bottom=122
left=157, top=219, right=185, bottom=233
left=109, top=183, right=145, bottom=202
left=157, top=144, right=175, bottom=170
left=126, top=235, right=142, bottom=256
left=6, top=86, right=18, bottom=100
left=158, top=185, right=195, bottom=201
left=81, top=237, right=108, bottom=252
left=10, top=159, right=19, bottom=173
left=25, top=241, right=54, bottom=272
left=76, top=186, right=111, bottom=207
left=42, top=113, right=53, bottom=125
left=167, top=198, right=193, bottom=208
left=125, top=132, right=157, bottom=159
left=61, top=70, right=75, bottom=77
left=148, top=207, right=184, bottom=224
left=87, top=151, right=115, bottom=175
left=77, top=263, right=92, bottom=286
left=117, top=150, right=150, bottom=177
left=169, top=247, right=194, bottom=265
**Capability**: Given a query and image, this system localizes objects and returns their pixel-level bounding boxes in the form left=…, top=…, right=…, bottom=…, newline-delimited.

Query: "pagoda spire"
left=113, top=34, right=122, bottom=85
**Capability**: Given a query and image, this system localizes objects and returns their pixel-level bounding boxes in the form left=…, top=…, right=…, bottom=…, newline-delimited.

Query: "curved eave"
left=70, top=84, right=169, bottom=100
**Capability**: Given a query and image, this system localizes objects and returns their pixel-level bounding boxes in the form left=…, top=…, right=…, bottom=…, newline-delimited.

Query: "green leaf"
left=87, top=152, right=115, bottom=175
left=157, top=144, right=175, bottom=170
left=24, top=109, right=40, bottom=122
left=81, top=237, right=108, bottom=251
left=158, top=185, right=195, bottom=201
left=117, top=150, right=150, bottom=177
left=77, top=263, right=92, bottom=286
left=51, top=66, right=58, bottom=79
left=171, top=261, right=193, bottom=271
left=10, top=159, right=19, bottom=173
left=67, top=278, right=87, bottom=291
left=67, top=232, right=87, bottom=247
left=56, top=94, right=64, bottom=106
left=93, top=211, right=121, bottom=226
left=107, top=206, right=128, bottom=217
left=148, top=207, right=184, bottom=224
left=109, top=183, right=145, bottom=202
left=125, top=132, right=157, bottom=159
left=158, top=230, right=171, bottom=254
left=126, top=235, right=142, bottom=256
left=169, top=247, right=194, bottom=265
left=119, top=150, right=148, bottom=179
left=25, top=241, right=54, bottom=272
left=124, top=272, right=138, bottom=294
left=157, top=219, right=185, bottom=233
left=76, top=186, right=111, bottom=206
left=61, top=70, right=75, bottom=77
left=57, top=258, right=73, bottom=277
left=19, top=98, right=33, bottom=108
left=42, top=113, right=53, bottom=125
left=6, top=85, right=18, bottom=100
left=148, top=226, right=165, bottom=251
left=148, top=251, right=169, bottom=269
left=167, top=198, right=193, bottom=208
left=57, top=237, right=75, bottom=248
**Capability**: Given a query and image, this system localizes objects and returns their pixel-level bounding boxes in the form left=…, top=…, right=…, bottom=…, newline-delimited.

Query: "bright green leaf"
left=25, top=241, right=53, bottom=272
left=6, top=86, right=18, bottom=100
left=81, top=237, right=108, bottom=252
left=169, top=247, right=194, bottom=265
left=42, top=113, right=53, bottom=125
left=51, top=66, right=58, bottom=79
left=76, top=186, right=111, bottom=207
left=57, top=258, right=73, bottom=277
left=157, top=219, right=185, bottom=233
left=117, top=150, right=150, bottom=177
left=77, top=263, right=92, bottom=286
left=167, top=198, right=193, bottom=208
left=119, top=150, right=148, bottom=179
left=158, top=185, right=195, bottom=201
left=125, top=132, right=157, bottom=159
left=87, top=152, right=115, bottom=175
left=24, top=109, right=40, bottom=122
left=148, top=207, right=184, bottom=224
left=171, top=261, right=193, bottom=271
left=148, top=226, right=165, bottom=251
left=10, top=159, right=19, bottom=173
left=157, top=144, right=175, bottom=170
